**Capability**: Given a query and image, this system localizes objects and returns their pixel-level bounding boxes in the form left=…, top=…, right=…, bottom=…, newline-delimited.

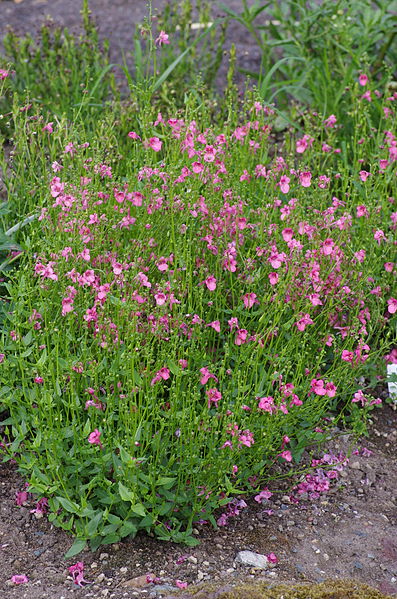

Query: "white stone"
left=235, top=551, right=268, bottom=569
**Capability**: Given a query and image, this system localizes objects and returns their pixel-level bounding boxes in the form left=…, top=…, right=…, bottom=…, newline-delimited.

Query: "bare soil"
left=1, top=1, right=397, bottom=598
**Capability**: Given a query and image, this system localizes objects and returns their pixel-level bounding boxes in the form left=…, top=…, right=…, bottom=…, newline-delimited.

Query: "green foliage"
left=219, top=0, right=397, bottom=117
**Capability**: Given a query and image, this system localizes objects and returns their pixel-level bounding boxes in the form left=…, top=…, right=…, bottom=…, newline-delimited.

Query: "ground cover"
left=0, top=0, right=396, bottom=597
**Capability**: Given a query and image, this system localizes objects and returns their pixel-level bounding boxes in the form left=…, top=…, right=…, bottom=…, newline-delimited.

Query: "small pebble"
left=100, top=553, right=109, bottom=561
left=188, top=556, right=197, bottom=564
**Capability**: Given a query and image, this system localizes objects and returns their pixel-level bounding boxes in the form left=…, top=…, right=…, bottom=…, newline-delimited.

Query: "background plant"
left=219, top=0, right=397, bottom=118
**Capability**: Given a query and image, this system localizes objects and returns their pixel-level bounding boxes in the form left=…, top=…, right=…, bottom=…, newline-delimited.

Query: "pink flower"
left=148, top=137, right=162, bottom=152
left=179, top=359, right=188, bottom=369
left=258, top=396, right=276, bottom=413
left=324, top=114, right=337, bottom=128
left=352, top=390, right=366, bottom=406
left=34, top=376, right=44, bottom=384
left=325, top=382, right=337, bottom=398
left=207, top=320, right=220, bottom=332
left=254, top=488, right=272, bottom=503
left=268, top=272, right=278, bottom=286
left=154, top=292, right=167, bottom=306
left=235, top=328, right=248, bottom=345
left=88, top=429, right=102, bottom=448
left=361, top=90, right=372, bottom=102
left=341, top=350, right=354, bottom=363
left=206, top=388, right=222, bottom=408
left=238, top=429, right=254, bottom=447
left=299, top=171, right=312, bottom=187
left=30, top=497, right=48, bottom=516
left=356, top=204, right=369, bottom=218
left=192, top=161, right=204, bottom=173
left=310, top=379, right=327, bottom=396
left=296, top=314, right=314, bottom=332
left=128, top=131, right=141, bottom=140
left=280, top=450, right=292, bottom=462
left=175, top=580, right=188, bottom=589
left=243, top=292, right=258, bottom=309
left=296, top=137, right=308, bottom=154
left=387, top=297, right=397, bottom=314
left=359, top=73, right=368, bottom=86
left=15, top=489, right=29, bottom=506
left=11, top=574, right=29, bottom=584
left=204, top=275, right=217, bottom=291
left=200, top=367, right=218, bottom=385
left=155, top=31, right=170, bottom=46
left=69, top=562, right=91, bottom=587
left=42, top=122, right=53, bottom=133
left=0, top=69, right=10, bottom=80
left=374, top=229, right=386, bottom=244
left=321, top=238, right=334, bottom=256
left=151, top=367, right=171, bottom=386
left=279, top=175, right=290, bottom=193
left=359, top=170, right=371, bottom=182
left=228, top=317, right=239, bottom=330
left=266, top=553, right=279, bottom=564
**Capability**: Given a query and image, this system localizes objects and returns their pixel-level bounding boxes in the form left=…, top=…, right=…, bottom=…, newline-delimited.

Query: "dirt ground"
left=0, top=1, right=397, bottom=598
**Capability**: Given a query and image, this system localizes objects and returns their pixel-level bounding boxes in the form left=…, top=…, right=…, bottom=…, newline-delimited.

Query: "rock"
left=121, top=573, right=154, bottom=588
left=149, top=584, right=175, bottom=596
left=99, top=552, right=109, bottom=561
left=350, top=461, right=361, bottom=470
left=235, top=551, right=269, bottom=569
left=187, top=556, right=197, bottom=564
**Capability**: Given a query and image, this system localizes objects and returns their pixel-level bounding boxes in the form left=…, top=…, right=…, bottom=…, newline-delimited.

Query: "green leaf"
left=22, top=330, right=33, bottom=346
left=119, top=520, right=137, bottom=537
left=118, top=481, right=135, bottom=503
left=86, top=511, right=103, bottom=536
left=56, top=496, right=80, bottom=514
left=156, top=476, right=176, bottom=489
left=130, top=503, right=146, bottom=517
left=64, top=538, right=86, bottom=559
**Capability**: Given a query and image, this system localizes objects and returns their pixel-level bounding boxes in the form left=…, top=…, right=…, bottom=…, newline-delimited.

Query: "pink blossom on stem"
left=243, top=292, right=258, bottom=309
left=88, top=429, right=103, bottom=448
left=147, top=137, right=162, bottom=152
left=387, top=297, right=397, bottom=314
left=359, top=73, right=368, bottom=86
left=235, top=328, right=248, bottom=345
left=155, top=31, right=170, bottom=46
left=295, top=314, right=314, bottom=332
left=324, top=114, right=337, bottom=128
left=299, top=171, right=312, bottom=187
left=279, top=175, right=290, bottom=193
left=200, top=367, right=218, bottom=385
left=203, top=275, right=217, bottom=291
